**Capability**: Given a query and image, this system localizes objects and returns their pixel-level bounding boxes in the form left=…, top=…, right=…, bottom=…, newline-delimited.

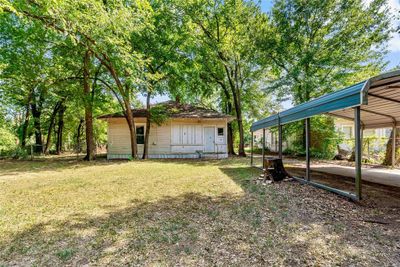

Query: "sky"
left=139, top=0, right=400, bottom=105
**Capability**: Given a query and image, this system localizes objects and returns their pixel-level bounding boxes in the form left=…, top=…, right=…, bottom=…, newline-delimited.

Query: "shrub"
left=0, top=128, right=18, bottom=157
left=282, top=115, right=341, bottom=159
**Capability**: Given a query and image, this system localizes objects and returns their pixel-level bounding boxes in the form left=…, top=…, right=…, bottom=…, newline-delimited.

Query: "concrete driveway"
left=311, top=164, right=400, bottom=188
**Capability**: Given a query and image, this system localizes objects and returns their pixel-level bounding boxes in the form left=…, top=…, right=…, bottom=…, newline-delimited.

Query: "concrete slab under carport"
left=310, top=164, right=400, bottom=188
left=252, top=154, right=400, bottom=188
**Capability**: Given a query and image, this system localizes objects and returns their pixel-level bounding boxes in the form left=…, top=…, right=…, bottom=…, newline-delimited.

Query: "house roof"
left=98, top=100, right=235, bottom=121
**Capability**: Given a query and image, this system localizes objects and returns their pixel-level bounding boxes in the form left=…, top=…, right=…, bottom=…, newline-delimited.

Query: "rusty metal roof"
left=99, top=100, right=235, bottom=121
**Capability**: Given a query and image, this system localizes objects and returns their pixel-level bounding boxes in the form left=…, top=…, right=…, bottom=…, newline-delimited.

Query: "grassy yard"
left=0, top=157, right=399, bottom=266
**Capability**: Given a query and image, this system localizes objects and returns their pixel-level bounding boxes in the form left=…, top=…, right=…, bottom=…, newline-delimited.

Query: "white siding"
left=171, top=124, right=203, bottom=145
left=108, top=119, right=131, bottom=155
left=106, top=118, right=228, bottom=158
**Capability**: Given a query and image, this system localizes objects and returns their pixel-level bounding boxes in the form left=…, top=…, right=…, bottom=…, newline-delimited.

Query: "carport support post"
left=354, top=107, right=362, bottom=200
left=392, top=125, right=396, bottom=168
left=278, top=119, right=283, bottom=159
left=262, top=128, right=265, bottom=169
left=305, top=118, right=310, bottom=181
left=250, top=131, right=253, bottom=166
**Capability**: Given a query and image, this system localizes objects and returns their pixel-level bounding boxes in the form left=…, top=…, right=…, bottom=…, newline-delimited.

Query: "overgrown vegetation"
left=282, top=116, right=342, bottom=159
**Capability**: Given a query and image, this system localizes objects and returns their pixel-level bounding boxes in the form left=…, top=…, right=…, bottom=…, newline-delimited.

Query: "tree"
left=4, top=0, right=152, bottom=159
left=131, top=0, right=189, bottom=159
left=383, top=129, right=400, bottom=166
left=184, top=0, right=268, bottom=156
left=1, top=7, right=121, bottom=159
left=259, top=0, right=392, bottom=150
left=0, top=13, right=61, bottom=152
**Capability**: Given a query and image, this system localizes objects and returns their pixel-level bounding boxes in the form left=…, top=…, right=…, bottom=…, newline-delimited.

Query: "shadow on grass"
left=1, top=164, right=399, bottom=266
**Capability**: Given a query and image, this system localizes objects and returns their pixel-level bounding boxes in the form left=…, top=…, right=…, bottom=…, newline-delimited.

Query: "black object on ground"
left=263, top=158, right=291, bottom=182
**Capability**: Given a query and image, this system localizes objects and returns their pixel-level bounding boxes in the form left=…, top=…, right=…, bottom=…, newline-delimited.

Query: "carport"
left=250, top=70, right=400, bottom=201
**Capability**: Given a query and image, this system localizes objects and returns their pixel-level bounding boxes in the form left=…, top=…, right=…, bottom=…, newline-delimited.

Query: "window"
left=217, top=127, right=224, bottom=136
left=136, top=126, right=144, bottom=144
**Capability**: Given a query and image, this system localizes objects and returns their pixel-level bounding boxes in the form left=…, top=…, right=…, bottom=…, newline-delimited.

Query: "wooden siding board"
left=107, top=118, right=227, bottom=157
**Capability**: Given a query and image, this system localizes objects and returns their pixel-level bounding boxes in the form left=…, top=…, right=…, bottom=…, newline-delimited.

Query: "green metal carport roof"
left=251, top=70, right=400, bottom=132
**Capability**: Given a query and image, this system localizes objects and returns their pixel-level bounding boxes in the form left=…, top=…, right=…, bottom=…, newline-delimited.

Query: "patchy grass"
left=0, top=157, right=399, bottom=266
left=55, top=248, right=75, bottom=262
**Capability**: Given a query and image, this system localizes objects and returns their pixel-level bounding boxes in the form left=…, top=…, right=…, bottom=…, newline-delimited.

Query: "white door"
left=204, top=127, right=215, bottom=152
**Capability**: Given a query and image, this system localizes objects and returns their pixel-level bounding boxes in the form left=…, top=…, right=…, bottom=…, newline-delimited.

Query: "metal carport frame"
left=250, top=70, right=400, bottom=201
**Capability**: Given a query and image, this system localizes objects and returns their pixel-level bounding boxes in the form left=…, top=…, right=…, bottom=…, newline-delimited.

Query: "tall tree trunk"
left=224, top=64, right=245, bottom=157
left=21, top=90, right=33, bottom=148
left=221, top=85, right=236, bottom=155
left=83, top=50, right=96, bottom=161
left=56, top=103, right=66, bottom=155
left=44, top=101, right=61, bottom=154
left=225, top=65, right=246, bottom=157
left=94, top=52, right=137, bottom=158
left=123, top=97, right=138, bottom=158
left=225, top=100, right=235, bottom=155
left=234, top=96, right=246, bottom=157
left=383, top=129, right=400, bottom=166
left=31, top=102, right=43, bottom=153
left=76, top=118, right=84, bottom=153
left=227, top=122, right=235, bottom=155
left=231, top=84, right=245, bottom=156
left=142, top=91, right=151, bottom=159
left=21, top=103, right=30, bottom=148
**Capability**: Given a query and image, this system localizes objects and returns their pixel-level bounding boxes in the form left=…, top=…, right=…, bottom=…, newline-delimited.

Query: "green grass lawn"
left=0, top=157, right=399, bottom=266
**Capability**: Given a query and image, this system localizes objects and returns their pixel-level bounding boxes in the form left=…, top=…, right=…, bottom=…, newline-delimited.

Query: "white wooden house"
left=99, top=101, right=234, bottom=159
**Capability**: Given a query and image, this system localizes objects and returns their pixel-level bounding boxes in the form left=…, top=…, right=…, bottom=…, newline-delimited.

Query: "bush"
left=0, top=128, right=18, bottom=157
left=282, top=115, right=342, bottom=159
left=251, top=146, right=271, bottom=155
left=10, top=146, right=29, bottom=159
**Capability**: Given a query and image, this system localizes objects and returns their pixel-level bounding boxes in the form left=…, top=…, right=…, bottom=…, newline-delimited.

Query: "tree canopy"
left=0, top=0, right=395, bottom=160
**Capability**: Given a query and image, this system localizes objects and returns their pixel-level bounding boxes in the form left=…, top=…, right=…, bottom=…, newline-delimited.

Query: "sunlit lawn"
left=0, top=157, right=399, bottom=266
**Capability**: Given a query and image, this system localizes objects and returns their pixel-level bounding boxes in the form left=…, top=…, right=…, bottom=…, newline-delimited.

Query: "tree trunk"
left=236, top=110, right=246, bottom=156
left=21, top=103, right=30, bottom=148
left=31, top=102, right=43, bottom=153
left=142, top=91, right=151, bottom=159
left=83, top=50, right=96, bottom=161
left=44, top=101, right=61, bottom=154
left=383, top=129, right=400, bottom=166
left=227, top=122, right=235, bottom=155
left=123, top=97, right=138, bottom=158
left=221, top=86, right=236, bottom=155
left=230, top=83, right=245, bottom=156
left=94, top=52, right=137, bottom=159
left=223, top=65, right=245, bottom=156
left=56, top=103, right=66, bottom=155
left=76, top=118, right=84, bottom=153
